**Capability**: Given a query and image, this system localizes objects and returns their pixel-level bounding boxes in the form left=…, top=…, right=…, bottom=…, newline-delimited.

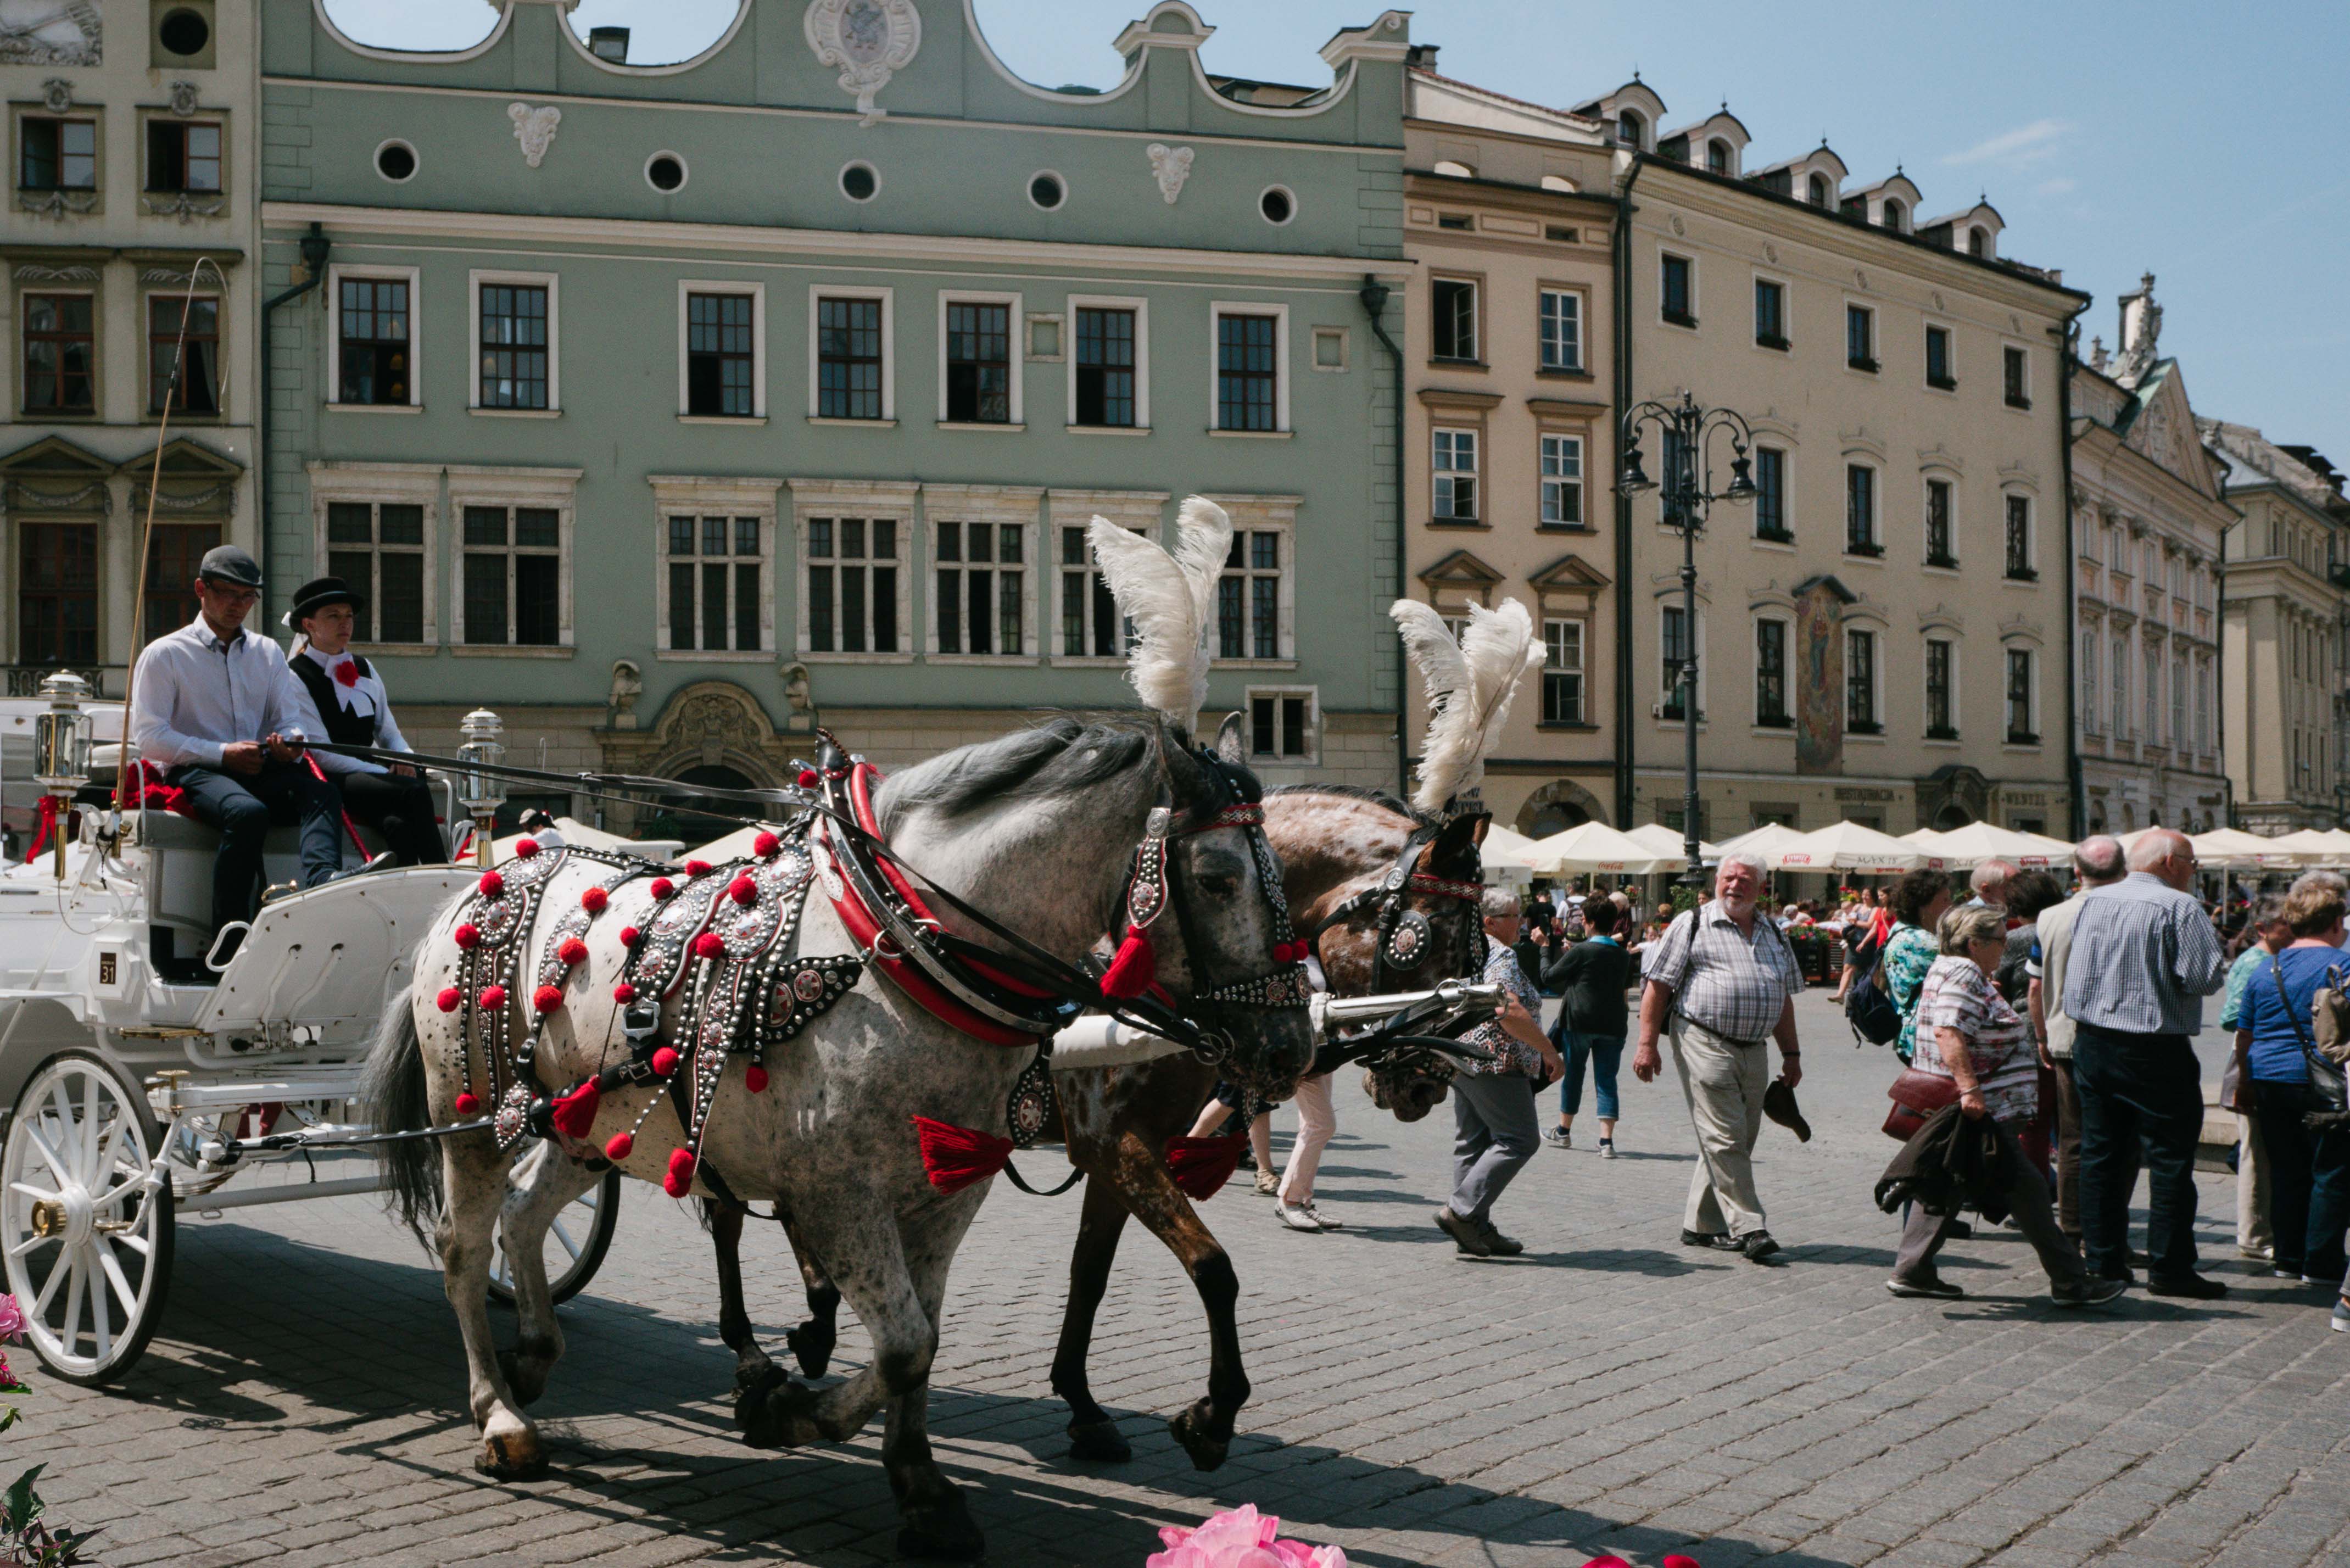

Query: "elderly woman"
left=1434, top=887, right=1564, bottom=1258
left=1889, top=905, right=2122, bottom=1305
left=1885, top=869, right=1953, bottom=1065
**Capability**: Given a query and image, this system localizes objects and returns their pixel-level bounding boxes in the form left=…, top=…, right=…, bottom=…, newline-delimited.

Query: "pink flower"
left=0, top=1292, right=23, bottom=1343
left=1147, top=1507, right=1346, bottom=1568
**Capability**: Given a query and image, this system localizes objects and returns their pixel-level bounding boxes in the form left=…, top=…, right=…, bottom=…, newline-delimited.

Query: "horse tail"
left=362, top=982, right=441, bottom=1243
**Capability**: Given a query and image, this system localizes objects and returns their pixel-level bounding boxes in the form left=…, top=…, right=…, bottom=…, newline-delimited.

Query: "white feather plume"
left=1391, top=597, right=1544, bottom=812
left=1087, top=496, right=1231, bottom=732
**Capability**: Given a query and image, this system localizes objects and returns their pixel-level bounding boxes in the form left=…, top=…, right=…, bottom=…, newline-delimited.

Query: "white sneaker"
left=1599, top=1139, right=1617, bottom=1160
left=1303, top=1202, right=1343, bottom=1230
left=1276, top=1202, right=1323, bottom=1232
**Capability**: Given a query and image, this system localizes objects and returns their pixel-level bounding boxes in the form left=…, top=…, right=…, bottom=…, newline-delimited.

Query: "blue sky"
left=324, top=0, right=2350, bottom=467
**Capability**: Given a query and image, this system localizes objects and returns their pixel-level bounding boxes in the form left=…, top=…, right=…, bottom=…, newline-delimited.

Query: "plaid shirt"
left=1642, top=899, right=1804, bottom=1045
left=2061, top=873, right=2226, bottom=1037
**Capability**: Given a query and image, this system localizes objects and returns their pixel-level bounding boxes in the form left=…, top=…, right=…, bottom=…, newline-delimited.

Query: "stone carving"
left=676, top=691, right=756, bottom=766
left=1668, top=213, right=1685, bottom=236
left=804, top=0, right=920, bottom=127
left=1146, top=142, right=1194, bottom=205
left=0, top=1, right=100, bottom=65
left=142, top=191, right=224, bottom=222
left=2113, top=271, right=2163, bottom=387
left=13, top=262, right=97, bottom=282
left=168, top=79, right=199, bottom=116
left=608, top=659, right=643, bottom=730
left=1762, top=242, right=1778, bottom=264
left=781, top=662, right=816, bottom=732
left=41, top=75, right=71, bottom=112
left=16, top=188, right=95, bottom=219
left=507, top=102, right=562, bottom=169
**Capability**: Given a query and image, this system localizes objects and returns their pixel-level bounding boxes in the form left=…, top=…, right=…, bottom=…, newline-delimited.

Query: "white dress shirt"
left=131, top=616, right=314, bottom=771
left=291, top=645, right=415, bottom=777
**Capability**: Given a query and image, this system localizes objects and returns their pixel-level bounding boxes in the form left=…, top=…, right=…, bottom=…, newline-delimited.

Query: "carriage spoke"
left=97, top=1236, right=138, bottom=1317
left=549, top=1217, right=581, bottom=1262
left=88, top=1170, right=144, bottom=1210
left=60, top=1255, right=87, bottom=1354
left=7, top=1180, right=62, bottom=1206
left=7, top=1233, right=51, bottom=1259
left=90, top=1113, right=129, bottom=1190
left=29, top=1247, right=70, bottom=1316
left=21, top=1123, right=72, bottom=1188
left=82, top=1076, right=105, bottom=1178
left=113, top=1229, right=151, bottom=1258
left=91, top=1248, right=112, bottom=1362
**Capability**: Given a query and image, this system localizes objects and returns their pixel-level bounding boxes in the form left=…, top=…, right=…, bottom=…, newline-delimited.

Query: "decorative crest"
left=1147, top=143, right=1194, bottom=205
left=507, top=103, right=562, bottom=169
left=805, top=0, right=922, bottom=127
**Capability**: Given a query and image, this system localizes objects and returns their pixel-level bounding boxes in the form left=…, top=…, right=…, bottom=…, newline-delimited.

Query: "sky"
left=322, top=0, right=2350, bottom=467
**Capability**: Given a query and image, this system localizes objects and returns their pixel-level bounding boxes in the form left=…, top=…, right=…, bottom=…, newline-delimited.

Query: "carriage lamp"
left=33, top=668, right=93, bottom=880
left=456, top=707, right=507, bottom=868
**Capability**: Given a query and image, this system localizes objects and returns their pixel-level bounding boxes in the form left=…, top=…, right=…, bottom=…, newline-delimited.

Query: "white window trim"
left=2080, top=628, right=2101, bottom=736
left=305, top=461, right=442, bottom=648
left=2003, top=491, right=2036, bottom=581
left=1242, top=685, right=1320, bottom=767
left=922, top=483, right=1043, bottom=662
left=1538, top=431, right=1587, bottom=530
left=1922, top=317, right=1957, bottom=393
left=1537, top=285, right=1586, bottom=372
left=1064, top=293, right=1151, bottom=433
left=325, top=263, right=422, bottom=409
left=1430, top=274, right=1481, bottom=362
left=1844, top=460, right=1883, bottom=556
left=1540, top=615, right=1589, bottom=726
left=1749, top=269, right=1790, bottom=350
left=647, top=474, right=783, bottom=662
left=1657, top=248, right=1698, bottom=328
left=1044, top=488, right=1168, bottom=667
left=1921, top=473, right=1960, bottom=570
left=676, top=279, right=766, bottom=420
left=1208, top=300, right=1291, bottom=436
left=934, top=289, right=1024, bottom=428
left=1751, top=611, right=1795, bottom=733
left=446, top=465, right=583, bottom=655
left=1750, top=442, right=1793, bottom=545
left=468, top=268, right=560, bottom=415
left=2001, top=339, right=2034, bottom=408
left=1843, top=298, right=1877, bottom=371
left=788, top=477, right=918, bottom=664
left=1922, top=632, right=1961, bottom=743
left=1204, top=492, right=1300, bottom=668
left=1433, top=425, right=1480, bottom=524
left=1844, top=623, right=1884, bottom=738
left=806, top=284, right=895, bottom=424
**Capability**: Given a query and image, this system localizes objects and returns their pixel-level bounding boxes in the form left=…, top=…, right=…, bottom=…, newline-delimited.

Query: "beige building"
left=2069, top=276, right=2234, bottom=836
left=2202, top=421, right=2350, bottom=833
left=1396, top=62, right=1618, bottom=833
left=1578, top=80, right=2085, bottom=840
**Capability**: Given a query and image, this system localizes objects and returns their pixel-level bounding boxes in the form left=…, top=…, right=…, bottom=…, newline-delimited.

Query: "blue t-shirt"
left=2234, top=945, right=2343, bottom=1084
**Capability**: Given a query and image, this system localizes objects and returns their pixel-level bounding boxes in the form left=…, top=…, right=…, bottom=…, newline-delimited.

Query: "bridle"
left=1303, top=823, right=1484, bottom=995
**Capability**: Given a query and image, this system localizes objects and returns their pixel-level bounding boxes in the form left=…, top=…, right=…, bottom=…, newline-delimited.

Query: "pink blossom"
left=0, top=1292, right=24, bottom=1343
left=1147, top=1506, right=1347, bottom=1568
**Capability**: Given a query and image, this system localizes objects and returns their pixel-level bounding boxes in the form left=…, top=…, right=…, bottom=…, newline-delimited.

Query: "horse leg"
left=779, top=1205, right=842, bottom=1379
left=438, top=1137, right=544, bottom=1477
left=1050, top=1174, right=1135, bottom=1463
left=883, top=1203, right=985, bottom=1563
left=706, top=1199, right=778, bottom=1394
left=1113, top=1134, right=1251, bottom=1472
left=496, top=1144, right=599, bottom=1407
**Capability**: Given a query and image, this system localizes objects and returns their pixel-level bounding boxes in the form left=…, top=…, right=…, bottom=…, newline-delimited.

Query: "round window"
left=158, top=7, right=210, bottom=56
left=1028, top=172, right=1065, bottom=211
left=1259, top=186, right=1296, bottom=225
left=839, top=161, right=878, bottom=202
left=375, top=141, right=417, bottom=183
left=645, top=153, right=686, bottom=193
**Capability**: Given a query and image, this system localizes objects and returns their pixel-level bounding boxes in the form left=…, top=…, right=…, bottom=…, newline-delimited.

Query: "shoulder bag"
left=2268, top=956, right=2350, bottom=1128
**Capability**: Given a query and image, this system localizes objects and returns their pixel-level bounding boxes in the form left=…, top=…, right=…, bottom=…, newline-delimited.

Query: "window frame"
left=1243, top=685, right=1319, bottom=767
left=1753, top=613, right=1793, bottom=730
left=2002, top=343, right=2032, bottom=410
left=1923, top=321, right=1957, bottom=393
left=1923, top=634, right=1959, bottom=741
left=2002, top=493, right=2037, bottom=581
left=1658, top=249, right=1698, bottom=328
left=1540, top=616, right=1587, bottom=727
left=1536, top=285, right=1584, bottom=373
left=1844, top=624, right=1882, bottom=735
left=1657, top=599, right=1706, bottom=723
left=468, top=268, right=559, bottom=416
left=15, top=111, right=99, bottom=196
left=20, top=287, right=98, bottom=416
left=1751, top=272, right=1789, bottom=351
left=1208, top=494, right=1299, bottom=668
left=448, top=469, right=579, bottom=654
left=1844, top=462, right=1882, bottom=557
left=922, top=483, right=1042, bottom=663
left=806, top=284, right=895, bottom=425
left=144, top=289, right=221, bottom=418
left=14, top=518, right=101, bottom=669
left=325, top=263, right=422, bottom=410
left=307, top=461, right=442, bottom=649
left=1538, top=432, right=1586, bottom=530
left=2005, top=644, right=2040, bottom=746
left=1064, top=293, right=1149, bottom=433
left=1430, top=274, right=1480, bottom=364
left=1844, top=302, right=1879, bottom=373
left=2081, top=628, right=2100, bottom=736
left=789, top=478, right=917, bottom=663
left=141, top=113, right=222, bottom=198
left=1431, top=426, right=1480, bottom=525
left=677, top=280, right=766, bottom=421
left=1208, top=300, right=1290, bottom=435
left=1752, top=444, right=1790, bottom=543
left=648, top=475, right=780, bottom=662
left=1922, top=475, right=1958, bottom=570
left=935, top=289, right=1024, bottom=428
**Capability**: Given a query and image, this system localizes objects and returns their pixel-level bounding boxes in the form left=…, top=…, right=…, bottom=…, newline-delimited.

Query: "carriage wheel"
left=487, top=1139, right=620, bottom=1308
left=2, top=1051, right=176, bottom=1385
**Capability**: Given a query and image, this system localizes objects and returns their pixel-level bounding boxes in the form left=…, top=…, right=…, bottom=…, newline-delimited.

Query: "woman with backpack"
left=1886, top=870, right=1954, bottom=1065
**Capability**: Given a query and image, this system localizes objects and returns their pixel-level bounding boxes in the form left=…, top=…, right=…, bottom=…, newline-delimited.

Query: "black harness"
left=1303, top=825, right=1485, bottom=994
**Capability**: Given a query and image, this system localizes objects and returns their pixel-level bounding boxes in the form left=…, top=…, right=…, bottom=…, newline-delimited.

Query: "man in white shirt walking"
left=131, top=546, right=343, bottom=951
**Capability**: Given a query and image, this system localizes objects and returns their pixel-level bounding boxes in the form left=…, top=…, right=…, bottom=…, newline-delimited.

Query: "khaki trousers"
left=2239, top=1106, right=2273, bottom=1254
left=1666, top=1015, right=1770, bottom=1239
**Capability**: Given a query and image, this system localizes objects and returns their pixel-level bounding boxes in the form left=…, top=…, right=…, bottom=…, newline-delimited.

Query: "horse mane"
left=1265, top=781, right=1438, bottom=830
left=873, top=713, right=1164, bottom=829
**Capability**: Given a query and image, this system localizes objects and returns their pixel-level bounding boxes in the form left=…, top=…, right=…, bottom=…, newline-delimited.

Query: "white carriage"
left=0, top=679, right=626, bottom=1383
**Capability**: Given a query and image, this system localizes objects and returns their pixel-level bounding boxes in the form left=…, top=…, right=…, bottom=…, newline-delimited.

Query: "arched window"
left=1706, top=139, right=1729, bottom=174
left=1967, top=226, right=1988, bottom=258
left=1617, top=110, right=1644, bottom=148
left=1432, top=159, right=1474, bottom=179
left=1882, top=198, right=1905, bottom=232
left=1807, top=172, right=1829, bottom=207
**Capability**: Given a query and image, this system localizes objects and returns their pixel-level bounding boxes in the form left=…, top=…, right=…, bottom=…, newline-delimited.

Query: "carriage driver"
left=282, top=575, right=446, bottom=868
left=129, top=545, right=343, bottom=957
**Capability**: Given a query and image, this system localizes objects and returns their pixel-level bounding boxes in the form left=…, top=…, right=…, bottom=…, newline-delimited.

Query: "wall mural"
left=1793, top=575, right=1854, bottom=775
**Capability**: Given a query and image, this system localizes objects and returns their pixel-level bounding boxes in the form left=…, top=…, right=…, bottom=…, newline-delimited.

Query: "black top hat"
left=197, top=544, right=263, bottom=589
left=286, top=575, right=362, bottom=626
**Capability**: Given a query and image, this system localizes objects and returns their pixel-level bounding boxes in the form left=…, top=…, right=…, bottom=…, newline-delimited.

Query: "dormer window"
left=1807, top=172, right=1830, bottom=207
left=1706, top=139, right=1729, bottom=175
left=1881, top=198, right=1906, bottom=233
left=1617, top=110, right=1644, bottom=148
left=1967, top=227, right=1988, bottom=258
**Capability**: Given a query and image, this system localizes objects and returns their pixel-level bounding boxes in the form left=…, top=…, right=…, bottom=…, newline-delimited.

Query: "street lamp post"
left=1619, top=390, right=1757, bottom=890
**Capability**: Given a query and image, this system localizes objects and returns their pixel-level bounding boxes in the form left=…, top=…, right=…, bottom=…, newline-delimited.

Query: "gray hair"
left=1969, top=859, right=2017, bottom=899
left=1480, top=886, right=1521, bottom=920
left=2289, top=869, right=2347, bottom=901
left=1718, top=849, right=1768, bottom=879
left=1939, top=902, right=2006, bottom=955
left=2126, top=828, right=2192, bottom=873
left=2073, top=834, right=2124, bottom=882
left=2251, top=894, right=2288, bottom=928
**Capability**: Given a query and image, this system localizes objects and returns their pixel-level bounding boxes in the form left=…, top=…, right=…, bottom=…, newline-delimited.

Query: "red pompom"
left=612, top=982, right=637, bottom=1004
left=663, top=1146, right=696, bottom=1198
left=1099, top=923, right=1156, bottom=1000
left=797, top=769, right=820, bottom=789
left=436, top=986, right=462, bottom=1013
left=685, top=859, right=712, bottom=878
left=729, top=875, right=758, bottom=907
left=604, top=1131, right=634, bottom=1161
left=618, top=925, right=642, bottom=947
left=478, top=985, right=506, bottom=1011
left=549, top=1079, right=599, bottom=1139
left=1659, top=1558, right=1703, bottom=1568
left=693, top=931, right=727, bottom=961
left=580, top=886, right=608, bottom=914
left=745, top=1065, right=769, bottom=1093
left=454, top=1092, right=481, bottom=1117
left=513, top=838, right=539, bottom=858
left=478, top=870, right=505, bottom=899
left=754, top=832, right=782, bottom=860
left=453, top=923, right=481, bottom=950
left=649, top=879, right=674, bottom=901
left=651, top=1046, right=680, bottom=1078
left=533, top=984, right=565, bottom=1014
left=557, top=938, right=589, bottom=967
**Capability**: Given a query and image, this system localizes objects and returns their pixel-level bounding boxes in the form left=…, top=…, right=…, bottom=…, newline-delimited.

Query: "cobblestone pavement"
left=25, top=993, right=2350, bottom=1567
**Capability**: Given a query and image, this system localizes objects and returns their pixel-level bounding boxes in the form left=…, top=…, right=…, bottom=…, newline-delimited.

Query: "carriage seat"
left=138, top=808, right=387, bottom=961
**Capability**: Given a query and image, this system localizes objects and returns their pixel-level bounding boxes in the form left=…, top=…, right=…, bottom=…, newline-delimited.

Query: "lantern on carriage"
left=32, top=669, right=93, bottom=880
left=456, top=707, right=506, bottom=868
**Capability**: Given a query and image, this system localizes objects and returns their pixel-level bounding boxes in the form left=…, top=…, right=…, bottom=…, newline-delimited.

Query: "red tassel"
left=513, top=838, right=539, bottom=858
left=533, top=983, right=565, bottom=1014
left=619, top=925, right=642, bottom=947
left=685, top=859, right=711, bottom=877
left=557, top=938, right=588, bottom=967
left=604, top=1131, right=634, bottom=1161
left=581, top=886, right=607, bottom=914
left=649, top=879, right=674, bottom=901
left=478, top=985, right=506, bottom=1011
left=651, top=1046, right=680, bottom=1078
left=550, top=1080, right=600, bottom=1139
left=909, top=1115, right=1013, bottom=1195
left=455, top=1092, right=481, bottom=1116
left=729, top=874, right=759, bottom=907
left=1099, top=924, right=1156, bottom=1000
left=453, top=923, right=481, bottom=950
left=664, top=1146, right=696, bottom=1197
left=478, top=870, right=505, bottom=898
left=745, top=1065, right=769, bottom=1093
left=693, top=931, right=727, bottom=960
left=797, top=769, right=819, bottom=788
left=1164, top=1133, right=1249, bottom=1201
left=436, top=986, right=461, bottom=1013
left=612, top=982, right=637, bottom=1004
left=754, top=832, right=782, bottom=859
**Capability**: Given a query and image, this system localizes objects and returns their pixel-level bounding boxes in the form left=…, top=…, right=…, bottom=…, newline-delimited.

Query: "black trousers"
left=2251, top=1078, right=2350, bottom=1281
left=2072, top=1022, right=2204, bottom=1281
left=333, top=768, right=446, bottom=866
left=167, top=760, right=342, bottom=935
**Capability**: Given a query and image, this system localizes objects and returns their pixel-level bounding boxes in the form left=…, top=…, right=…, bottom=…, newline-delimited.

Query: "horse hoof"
left=734, top=1363, right=820, bottom=1450
left=786, top=1321, right=835, bottom=1379
left=1067, top=1418, right=1132, bottom=1464
left=1168, top=1406, right=1230, bottom=1472
left=732, top=1348, right=777, bottom=1398
left=896, top=1489, right=985, bottom=1561
left=475, top=1427, right=547, bottom=1480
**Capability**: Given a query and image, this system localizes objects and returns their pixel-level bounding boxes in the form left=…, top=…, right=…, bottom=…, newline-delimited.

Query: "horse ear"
left=1214, top=711, right=1247, bottom=767
left=1470, top=813, right=1492, bottom=845
left=1422, top=811, right=1484, bottom=879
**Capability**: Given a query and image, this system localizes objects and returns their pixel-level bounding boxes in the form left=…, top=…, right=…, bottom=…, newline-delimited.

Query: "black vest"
left=289, top=653, right=383, bottom=750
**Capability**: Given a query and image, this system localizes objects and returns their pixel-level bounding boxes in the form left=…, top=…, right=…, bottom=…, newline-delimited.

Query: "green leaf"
left=3, top=1462, right=46, bottom=1532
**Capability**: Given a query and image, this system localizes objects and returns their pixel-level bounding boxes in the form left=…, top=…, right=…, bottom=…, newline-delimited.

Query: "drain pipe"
left=1361, top=275, right=1409, bottom=798
left=260, top=224, right=331, bottom=610
left=1611, top=164, right=1642, bottom=828
left=2056, top=301, right=2089, bottom=839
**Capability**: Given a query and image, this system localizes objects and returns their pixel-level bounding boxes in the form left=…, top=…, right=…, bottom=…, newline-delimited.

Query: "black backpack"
left=1843, top=922, right=1901, bottom=1046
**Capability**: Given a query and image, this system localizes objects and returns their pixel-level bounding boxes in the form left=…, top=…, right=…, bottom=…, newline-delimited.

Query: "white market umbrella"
left=1770, top=819, right=1929, bottom=873
left=1623, top=821, right=1720, bottom=863
left=2260, top=829, right=2348, bottom=867
left=2191, top=827, right=2304, bottom=871
left=1905, top=821, right=2072, bottom=870
left=1527, top=821, right=1677, bottom=875
left=1477, top=824, right=1551, bottom=875
left=1713, top=822, right=1813, bottom=866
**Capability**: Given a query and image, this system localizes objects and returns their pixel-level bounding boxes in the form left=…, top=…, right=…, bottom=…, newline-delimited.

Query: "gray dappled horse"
left=365, top=713, right=1314, bottom=1560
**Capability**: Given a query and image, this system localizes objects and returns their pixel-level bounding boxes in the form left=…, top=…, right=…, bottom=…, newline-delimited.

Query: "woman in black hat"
left=282, top=575, right=446, bottom=865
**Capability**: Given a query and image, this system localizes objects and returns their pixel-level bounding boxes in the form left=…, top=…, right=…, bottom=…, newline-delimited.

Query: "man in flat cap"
left=129, top=545, right=342, bottom=957
left=282, top=575, right=444, bottom=866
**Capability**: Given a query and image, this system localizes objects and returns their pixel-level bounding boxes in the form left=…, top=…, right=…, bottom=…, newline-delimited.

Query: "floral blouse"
left=1913, top=954, right=2040, bottom=1125
left=1462, top=935, right=1544, bottom=1077
left=1885, top=922, right=1940, bottom=1064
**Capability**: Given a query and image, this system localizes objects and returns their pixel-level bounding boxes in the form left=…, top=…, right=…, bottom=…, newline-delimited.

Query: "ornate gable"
left=1417, top=548, right=1506, bottom=609
left=0, top=435, right=114, bottom=514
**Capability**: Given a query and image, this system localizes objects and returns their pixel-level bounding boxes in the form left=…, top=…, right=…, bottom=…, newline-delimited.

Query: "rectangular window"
left=1542, top=619, right=1584, bottom=724
left=461, top=505, right=561, bottom=646
left=1756, top=619, right=1789, bottom=727
left=477, top=282, right=549, bottom=410
left=1846, top=304, right=1877, bottom=371
left=1660, top=253, right=1695, bottom=325
left=1661, top=605, right=1692, bottom=719
left=2003, top=346, right=2030, bottom=409
left=816, top=295, right=883, bottom=420
left=804, top=516, right=898, bottom=654
left=17, top=523, right=97, bottom=667
left=1539, top=434, right=1583, bottom=527
left=2172, top=654, right=2187, bottom=746
left=1073, top=307, right=1136, bottom=427
left=1925, top=479, right=1955, bottom=566
left=1215, top=312, right=1279, bottom=431
left=665, top=515, right=763, bottom=652
left=1537, top=288, right=1580, bottom=370
left=148, top=295, right=219, bottom=415
left=2196, top=660, right=2211, bottom=751
left=1432, top=278, right=1477, bottom=360
left=1060, top=524, right=1129, bottom=657
left=2004, top=496, right=2034, bottom=580
left=2006, top=649, right=2035, bottom=743
left=144, top=120, right=220, bottom=193
left=1846, top=465, right=1879, bottom=554
left=325, top=500, right=427, bottom=645
left=685, top=292, right=755, bottom=417
left=945, top=301, right=1011, bottom=423
left=1925, top=324, right=1956, bottom=390
left=1754, top=447, right=1789, bottom=540
left=2145, top=648, right=2161, bottom=745
left=2081, top=634, right=2099, bottom=735
left=1248, top=693, right=1313, bottom=761
left=1846, top=629, right=1877, bottom=732
left=1754, top=278, right=1787, bottom=348
left=337, top=277, right=410, bottom=405
left=18, top=118, right=94, bottom=190
left=2111, top=634, right=2129, bottom=738
left=22, top=293, right=93, bottom=413
left=934, top=520, right=1024, bottom=656
left=1432, top=428, right=1478, bottom=522
left=1217, top=530, right=1282, bottom=660
left=143, top=523, right=218, bottom=644
left=1925, top=639, right=1955, bottom=738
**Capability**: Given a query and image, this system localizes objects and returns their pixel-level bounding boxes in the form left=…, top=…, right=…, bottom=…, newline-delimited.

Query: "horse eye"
left=1199, top=873, right=1241, bottom=899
